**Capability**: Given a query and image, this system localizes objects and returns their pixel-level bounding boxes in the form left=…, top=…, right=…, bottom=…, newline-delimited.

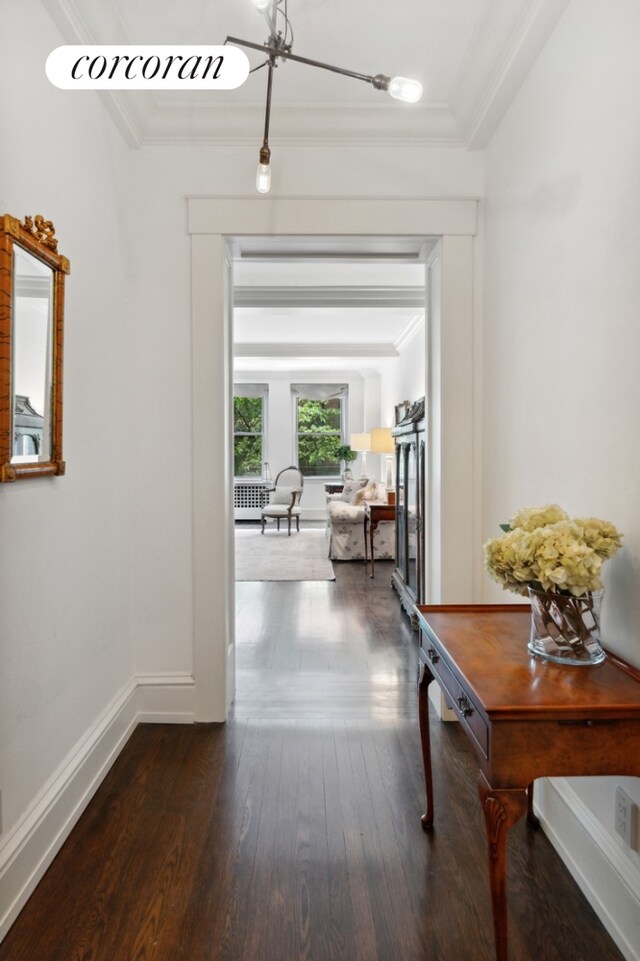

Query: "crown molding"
left=137, top=102, right=460, bottom=147
left=451, top=0, right=571, bottom=148
left=42, top=0, right=143, bottom=145
left=233, top=342, right=398, bottom=358
left=233, top=285, right=424, bottom=309
left=42, top=0, right=570, bottom=151
left=394, top=313, right=425, bottom=353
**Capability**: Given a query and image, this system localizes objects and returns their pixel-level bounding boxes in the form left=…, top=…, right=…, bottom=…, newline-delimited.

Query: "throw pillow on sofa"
left=339, top=478, right=368, bottom=502
left=351, top=481, right=388, bottom=506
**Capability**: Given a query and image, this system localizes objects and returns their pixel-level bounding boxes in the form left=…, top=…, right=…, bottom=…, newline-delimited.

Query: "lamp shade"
left=350, top=432, right=371, bottom=452
left=370, top=427, right=394, bottom=454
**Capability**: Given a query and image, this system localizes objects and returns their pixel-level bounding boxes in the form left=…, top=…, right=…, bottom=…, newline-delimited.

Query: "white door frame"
left=189, top=196, right=478, bottom=722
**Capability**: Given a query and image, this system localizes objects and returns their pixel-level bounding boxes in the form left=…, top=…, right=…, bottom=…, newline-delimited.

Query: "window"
left=234, top=384, right=267, bottom=478
left=293, top=384, right=347, bottom=478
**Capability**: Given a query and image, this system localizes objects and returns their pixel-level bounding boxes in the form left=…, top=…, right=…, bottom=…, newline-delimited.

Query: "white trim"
left=188, top=198, right=478, bottom=237
left=457, top=0, right=571, bottom=148
left=234, top=285, right=425, bottom=309
left=534, top=778, right=640, bottom=961
left=393, top=313, right=425, bottom=353
left=0, top=674, right=195, bottom=942
left=234, top=343, right=399, bottom=358
left=190, top=196, right=478, bottom=721
left=136, top=673, right=196, bottom=723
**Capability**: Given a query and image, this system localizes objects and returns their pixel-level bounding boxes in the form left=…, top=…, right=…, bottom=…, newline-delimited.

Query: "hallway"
left=0, top=564, right=625, bottom=961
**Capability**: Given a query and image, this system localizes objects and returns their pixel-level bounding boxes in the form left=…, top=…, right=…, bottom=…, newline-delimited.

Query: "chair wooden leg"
left=287, top=513, right=292, bottom=536
left=296, top=515, right=300, bottom=532
left=261, top=516, right=265, bottom=534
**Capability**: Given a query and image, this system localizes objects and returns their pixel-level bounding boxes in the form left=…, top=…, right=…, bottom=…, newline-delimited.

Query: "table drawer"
left=421, top=638, right=489, bottom=760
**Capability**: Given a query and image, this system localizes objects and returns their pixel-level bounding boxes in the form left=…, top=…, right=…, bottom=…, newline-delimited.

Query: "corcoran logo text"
left=46, top=45, right=250, bottom=90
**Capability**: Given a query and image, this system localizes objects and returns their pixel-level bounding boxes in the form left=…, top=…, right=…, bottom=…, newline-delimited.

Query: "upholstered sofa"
left=325, top=479, right=395, bottom=561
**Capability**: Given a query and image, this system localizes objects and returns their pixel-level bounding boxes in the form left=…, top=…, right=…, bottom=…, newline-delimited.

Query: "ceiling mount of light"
left=226, top=0, right=423, bottom=193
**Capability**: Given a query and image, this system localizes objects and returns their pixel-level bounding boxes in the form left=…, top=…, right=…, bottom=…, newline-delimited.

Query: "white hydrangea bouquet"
left=484, top=505, right=622, bottom=664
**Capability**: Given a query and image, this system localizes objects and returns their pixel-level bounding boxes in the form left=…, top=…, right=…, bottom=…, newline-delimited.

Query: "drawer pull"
left=427, top=646, right=440, bottom=664
left=457, top=695, right=474, bottom=718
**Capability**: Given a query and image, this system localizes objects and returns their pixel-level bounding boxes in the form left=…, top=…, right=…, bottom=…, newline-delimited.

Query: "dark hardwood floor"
left=0, top=549, right=625, bottom=961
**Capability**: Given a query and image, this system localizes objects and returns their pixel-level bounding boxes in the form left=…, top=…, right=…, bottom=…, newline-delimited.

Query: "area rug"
left=235, top=529, right=335, bottom=581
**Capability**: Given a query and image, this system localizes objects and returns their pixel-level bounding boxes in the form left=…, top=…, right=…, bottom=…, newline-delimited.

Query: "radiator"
left=234, top=482, right=271, bottom=519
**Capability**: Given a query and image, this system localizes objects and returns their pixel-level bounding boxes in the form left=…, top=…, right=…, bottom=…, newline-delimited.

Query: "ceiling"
left=231, top=235, right=429, bottom=375
left=43, top=0, right=569, bottom=147
left=39, top=0, right=568, bottom=373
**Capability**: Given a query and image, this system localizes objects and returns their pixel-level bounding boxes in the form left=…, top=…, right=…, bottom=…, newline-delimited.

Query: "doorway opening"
left=188, top=196, right=477, bottom=722
left=229, top=233, right=430, bottom=564
left=228, top=234, right=431, bottom=710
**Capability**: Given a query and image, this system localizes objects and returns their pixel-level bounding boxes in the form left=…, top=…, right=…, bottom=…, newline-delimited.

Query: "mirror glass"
left=11, top=245, right=54, bottom=464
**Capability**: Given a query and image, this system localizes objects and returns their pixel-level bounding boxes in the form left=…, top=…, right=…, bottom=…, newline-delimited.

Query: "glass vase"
left=527, top=587, right=606, bottom=665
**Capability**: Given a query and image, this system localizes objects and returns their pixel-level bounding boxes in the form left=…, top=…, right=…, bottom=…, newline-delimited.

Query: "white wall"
left=482, top=0, right=640, bottom=952
left=0, top=0, right=136, bottom=855
left=483, top=0, right=640, bottom=666
left=379, top=321, right=426, bottom=422
left=1, top=0, right=485, bottom=939
left=128, top=146, right=483, bottom=675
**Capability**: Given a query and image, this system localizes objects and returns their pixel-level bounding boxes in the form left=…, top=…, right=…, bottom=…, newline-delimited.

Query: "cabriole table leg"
left=417, top=661, right=435, bottom=830
left=478, top=775, right=528, bottom=961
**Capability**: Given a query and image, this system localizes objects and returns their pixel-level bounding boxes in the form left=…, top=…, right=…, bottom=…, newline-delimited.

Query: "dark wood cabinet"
left=391, top=398, right=425, bottom=627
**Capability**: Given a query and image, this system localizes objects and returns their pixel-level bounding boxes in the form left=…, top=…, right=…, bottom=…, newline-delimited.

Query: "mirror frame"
left=0, top=214, right=70, bottom=482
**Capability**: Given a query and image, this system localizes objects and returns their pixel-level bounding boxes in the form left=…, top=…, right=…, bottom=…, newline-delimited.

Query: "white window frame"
left=292, top=383, right=348, bottom=479
left=233, top=383, right=268, bottom=479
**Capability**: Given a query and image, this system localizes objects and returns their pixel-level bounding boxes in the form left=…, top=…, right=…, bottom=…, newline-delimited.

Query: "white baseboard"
left=0, top=672, right=195, bottom=942
left=136, top=673, right=196, bottom=723
left=534, top=778, right=640, bottom=961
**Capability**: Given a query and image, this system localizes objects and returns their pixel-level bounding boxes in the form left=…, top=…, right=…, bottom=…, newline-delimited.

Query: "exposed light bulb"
left=250, top=0, right=272, bottom=10
left=388, top=76, right=423, bottom=103
left=256, top=162, right=271, bottom=193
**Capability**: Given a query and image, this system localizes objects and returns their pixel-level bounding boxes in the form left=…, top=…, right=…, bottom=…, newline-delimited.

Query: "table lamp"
left=370, top=427, right=395, bottom=490
left=350, top=432, right=371, bottom=478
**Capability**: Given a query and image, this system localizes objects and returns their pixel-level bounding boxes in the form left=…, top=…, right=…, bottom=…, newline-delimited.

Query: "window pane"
left=297, top=398, right=341, bottom=432
left=234, top=396, right=263, bottom=433
left=234, top=435, right=262, bottom=477
left=298, top=435, right=342, bottom=477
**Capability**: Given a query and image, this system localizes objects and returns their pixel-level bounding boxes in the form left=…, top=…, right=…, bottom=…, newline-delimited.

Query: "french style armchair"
left=260, top=466, right=304, bottom=535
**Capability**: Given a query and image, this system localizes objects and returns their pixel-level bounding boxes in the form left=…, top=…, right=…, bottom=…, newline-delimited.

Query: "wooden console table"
left=416, top=604, right=640, bottom=961
left=363, top=501, right=396, bottom=578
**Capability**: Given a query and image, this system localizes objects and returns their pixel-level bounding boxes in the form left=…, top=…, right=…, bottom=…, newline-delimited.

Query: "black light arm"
left=226, top=35, right=392, bottom=92
left=260, top=54, right=276, bottom=165
left=227, top=8, right=421, bottom=192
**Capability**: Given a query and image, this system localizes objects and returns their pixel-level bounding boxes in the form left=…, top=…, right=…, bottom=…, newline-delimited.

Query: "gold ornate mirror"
left=0, top=214, right=69, bottom=482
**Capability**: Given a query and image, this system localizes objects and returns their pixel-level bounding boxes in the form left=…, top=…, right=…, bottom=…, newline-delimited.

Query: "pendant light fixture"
left=226, top=0, right=423, bottom=193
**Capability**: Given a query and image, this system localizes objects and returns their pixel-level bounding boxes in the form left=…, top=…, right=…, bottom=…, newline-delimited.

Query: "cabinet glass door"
left=406, top=442, right=418, bottom=596
left=395, top=443, right=406, bottom=580
left=418, top=439, right=425, bottom=602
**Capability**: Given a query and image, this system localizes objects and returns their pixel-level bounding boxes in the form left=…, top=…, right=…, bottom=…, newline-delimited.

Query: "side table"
left=323, top=482, right=344, bottom=495
left=363, top=501, right=396, bottom=578
left=415, top=603, right=640, bottom=961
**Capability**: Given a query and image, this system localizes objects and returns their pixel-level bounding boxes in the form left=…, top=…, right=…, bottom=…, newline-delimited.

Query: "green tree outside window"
left=234, top=395, right=264, bottom=477
left=296, top=397, right=343, bottom=477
